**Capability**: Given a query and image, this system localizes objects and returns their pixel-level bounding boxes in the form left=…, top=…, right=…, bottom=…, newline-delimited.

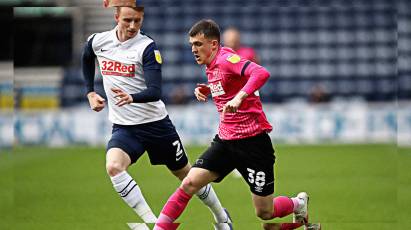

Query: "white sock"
left=111, top=171, right=158, bottom=223
left=196, top=184, right=228, bottom=223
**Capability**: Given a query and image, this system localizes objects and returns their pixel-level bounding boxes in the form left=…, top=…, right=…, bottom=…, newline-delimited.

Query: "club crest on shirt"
left=226, top=54, right=241, bottom=64
left=154, top=50, right=162, bottom=64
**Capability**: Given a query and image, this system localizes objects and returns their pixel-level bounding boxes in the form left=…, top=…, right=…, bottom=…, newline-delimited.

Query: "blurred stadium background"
left=0, top=0, right=410, bottom=229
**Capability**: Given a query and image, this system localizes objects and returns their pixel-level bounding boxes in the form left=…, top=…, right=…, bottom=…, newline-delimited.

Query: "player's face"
left=115, top=7, right=144, bottom=41
left=189, top=33, right=219, bottom=65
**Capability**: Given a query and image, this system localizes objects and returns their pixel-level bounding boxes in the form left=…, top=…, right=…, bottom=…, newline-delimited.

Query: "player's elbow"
left=151, top=88, right=161, bottom=101
left=260, top=68, right=270, bottom=82
left=146, top=87, right=161, bottom=101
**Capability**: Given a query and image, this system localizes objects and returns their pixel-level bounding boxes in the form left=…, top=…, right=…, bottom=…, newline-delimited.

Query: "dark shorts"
left=107, top=116, right=188, bottom=171
left=193, top=133, right=276, bottom=196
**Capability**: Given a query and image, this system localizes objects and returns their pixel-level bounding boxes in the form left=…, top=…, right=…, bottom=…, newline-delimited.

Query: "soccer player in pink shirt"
left=154, top=20, right=320, bottom=230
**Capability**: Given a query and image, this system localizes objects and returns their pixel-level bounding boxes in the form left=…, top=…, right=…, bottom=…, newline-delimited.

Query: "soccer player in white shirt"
left=82, top=5, right=232, bottom=230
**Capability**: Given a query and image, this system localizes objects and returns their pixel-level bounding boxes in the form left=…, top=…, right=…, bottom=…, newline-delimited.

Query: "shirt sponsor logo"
left=99, top=58, right=135, bottom=77
left=209, top=81, right=225, bottom=97
left=154, top=50, right=162, bottom=64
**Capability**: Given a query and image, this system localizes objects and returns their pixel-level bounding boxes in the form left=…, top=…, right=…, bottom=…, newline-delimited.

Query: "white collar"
left=112, top=26, right=140, bottom=46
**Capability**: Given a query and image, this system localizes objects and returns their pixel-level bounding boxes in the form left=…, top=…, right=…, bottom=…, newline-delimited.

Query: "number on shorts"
left=255, top=171, right=266, bottom=187
left=246, top=168, right=266, bottom=186
left=247, top=168, right=255, bottom=184
left=173, top=140, right=183, bottom=160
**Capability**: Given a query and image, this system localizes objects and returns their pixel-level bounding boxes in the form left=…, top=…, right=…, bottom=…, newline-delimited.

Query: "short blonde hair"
left=116, top=6, right=144, bottom=15
left=108, top=0, right=139, bottom=7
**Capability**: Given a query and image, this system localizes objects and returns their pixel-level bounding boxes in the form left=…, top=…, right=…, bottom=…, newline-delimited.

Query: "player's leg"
left=106, top=126, right=157, bottom=223
left=250, top=190, right=308, bottom=230
left=154, top=134, right=236, bottom=230
left=154, top=167, right=219, bottom=230
left=169, top=162, right=190, bottom=180
left=252, top=194, right=275, bottom=220
left=170, top=161, right=232, bottom=226
left=252, top=193, right=304, bottom=230
left=144, top=117, right=233, bottom=227
left=234, top=133, right=304, bottom=229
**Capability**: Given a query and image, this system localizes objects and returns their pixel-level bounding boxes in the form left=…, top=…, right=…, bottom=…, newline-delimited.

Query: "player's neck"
left=116, top=30, right=131, bottom=42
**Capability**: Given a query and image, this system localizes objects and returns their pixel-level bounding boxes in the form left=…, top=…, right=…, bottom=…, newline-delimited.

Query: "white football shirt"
left=89, top=27, right=168, bottom=125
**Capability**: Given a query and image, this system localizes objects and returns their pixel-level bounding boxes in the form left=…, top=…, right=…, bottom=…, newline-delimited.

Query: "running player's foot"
left=214, top=208, right=233, bottom=230
left=305, top=223, right=321, bottom=230
left=293, top=192, right=309, bottom=224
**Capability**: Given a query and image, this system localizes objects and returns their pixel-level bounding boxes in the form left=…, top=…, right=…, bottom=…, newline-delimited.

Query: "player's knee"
left=106, top=161, right=126, bottom=177
left=256, top=209, right=273, bottom=220
left=181, top=176, right=200, bottom=195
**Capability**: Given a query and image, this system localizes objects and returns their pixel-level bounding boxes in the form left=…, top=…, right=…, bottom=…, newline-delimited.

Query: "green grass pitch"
left=0, top=144, right=409, bottom=229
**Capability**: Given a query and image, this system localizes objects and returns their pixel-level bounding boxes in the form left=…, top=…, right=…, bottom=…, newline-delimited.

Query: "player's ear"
left=211, top=39, right=219, bottom=50
left=114, top=7, right=120, bottom=22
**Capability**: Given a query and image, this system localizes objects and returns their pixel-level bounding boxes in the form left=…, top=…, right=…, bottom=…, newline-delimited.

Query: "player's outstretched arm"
left=194, top=83, right=210, bottom=102
left=87, top=92, right=106, bottom=112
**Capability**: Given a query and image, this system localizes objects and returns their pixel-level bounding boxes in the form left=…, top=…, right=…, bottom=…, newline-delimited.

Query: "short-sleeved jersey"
left=89, top=27, right=167, bottom=125
left=206, top=47, right=272, bottom=140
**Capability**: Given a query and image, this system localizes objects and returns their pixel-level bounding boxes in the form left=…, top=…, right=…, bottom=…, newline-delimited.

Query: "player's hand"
left=111, top=87, right=133, bottom=107
left=222, top=98, right=241, bottom=114
left=194, top=83, right=211, bottom=102
left=87, top=92, right=106, bottom=112
left=221, top=91, right=248, bottom=120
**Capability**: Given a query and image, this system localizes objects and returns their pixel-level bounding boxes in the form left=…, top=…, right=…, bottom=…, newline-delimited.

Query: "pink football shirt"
left=206, top=47, right=272, bottom=140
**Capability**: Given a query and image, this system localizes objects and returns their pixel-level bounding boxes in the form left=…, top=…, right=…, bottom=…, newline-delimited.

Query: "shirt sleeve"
left=240, top=65, right=270, bottom=95
left=81, top=35, right=97, bottom=94
left=221, top=54, right=249, bottom=77
left=130, top=42, right=162, bottom=103
left=142, top=42, right=161, bottom=70
left=223, top=54, right=270, bottom=95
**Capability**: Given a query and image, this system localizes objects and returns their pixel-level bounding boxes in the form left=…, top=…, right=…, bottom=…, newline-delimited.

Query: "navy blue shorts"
left=193, top=133, right=276, bottom=196
left=107, top=116, right=188, bottom=171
